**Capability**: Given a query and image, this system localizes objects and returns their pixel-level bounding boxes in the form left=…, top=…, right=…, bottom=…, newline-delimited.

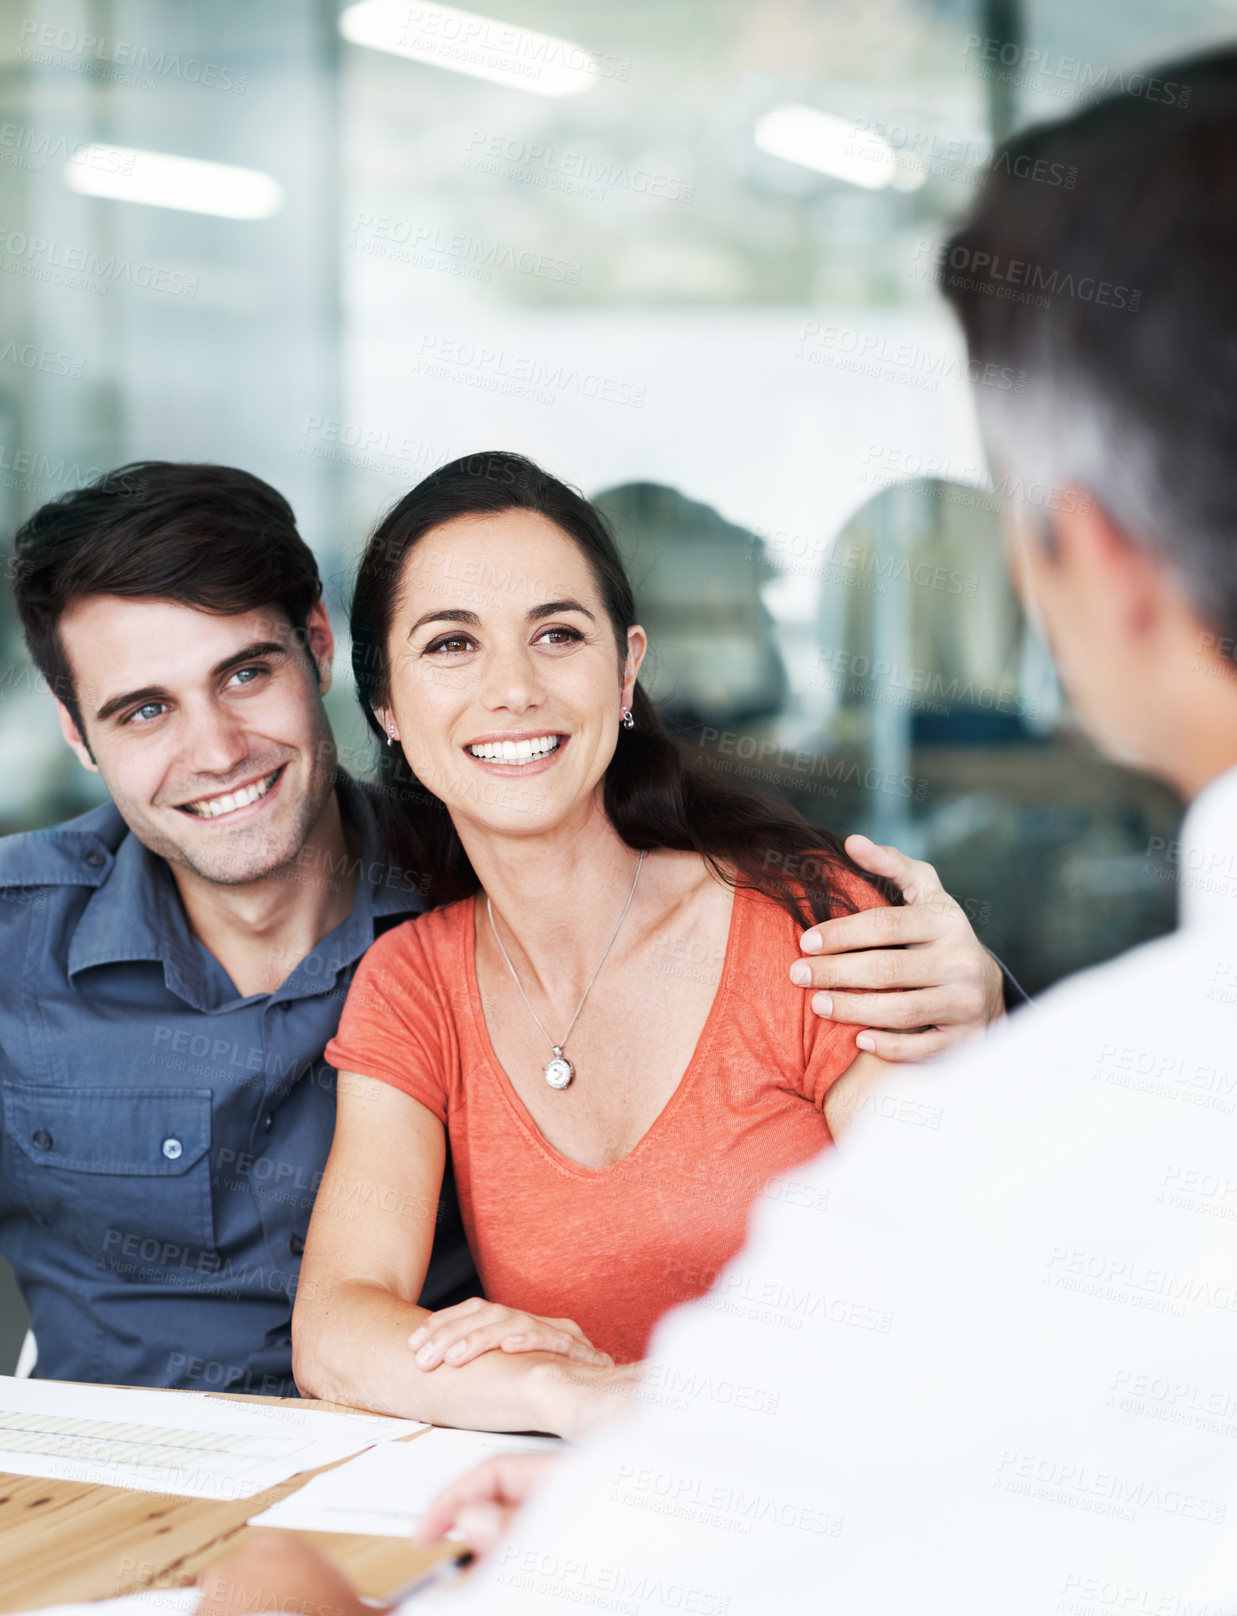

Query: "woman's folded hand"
left=408, top=1297, right=613, bottom=1371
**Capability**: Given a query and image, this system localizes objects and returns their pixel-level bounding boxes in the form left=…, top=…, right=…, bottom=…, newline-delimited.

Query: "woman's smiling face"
left=380, top=509, right=646, bottom=841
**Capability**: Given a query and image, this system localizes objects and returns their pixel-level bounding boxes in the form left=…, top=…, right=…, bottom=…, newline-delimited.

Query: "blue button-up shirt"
left=0, top=772, right=476, bottom=1394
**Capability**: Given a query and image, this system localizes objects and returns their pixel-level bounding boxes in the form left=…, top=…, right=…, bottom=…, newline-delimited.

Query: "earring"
left=620, top=707, right=635, bottom=729
left=386, top=725, right=397, bottom=749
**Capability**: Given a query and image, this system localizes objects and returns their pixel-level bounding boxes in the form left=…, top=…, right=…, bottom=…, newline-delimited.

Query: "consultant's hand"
left=197, top=1532, right=368, bottom=1616
left=414, top=1451, right=562, bottom=1558
left=409, top=1298, right=614, bottom=1372
left=791, top=834, right=1004, bottom=1061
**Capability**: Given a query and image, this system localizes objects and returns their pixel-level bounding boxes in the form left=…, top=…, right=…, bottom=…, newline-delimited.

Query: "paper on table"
left=248, top=1427, right=561, bottom=1536
left=0, top=1375, right=427, bottom=1501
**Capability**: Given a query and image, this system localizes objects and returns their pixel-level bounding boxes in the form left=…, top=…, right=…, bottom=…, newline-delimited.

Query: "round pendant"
left=545, top=1049, right=575, bottom=1090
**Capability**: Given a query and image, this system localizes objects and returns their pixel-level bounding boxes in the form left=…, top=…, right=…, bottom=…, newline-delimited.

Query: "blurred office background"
left=1, top=0, right=1234, bottom=1364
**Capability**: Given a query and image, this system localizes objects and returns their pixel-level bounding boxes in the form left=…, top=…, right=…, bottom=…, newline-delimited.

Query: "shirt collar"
left=66, top=825, right=209, bottom=998
left=67, top=771, right=424, bottom=1009
left=272, top=771, right=426, bottom=1004
left=1176, top=762, right=1237, bottom=932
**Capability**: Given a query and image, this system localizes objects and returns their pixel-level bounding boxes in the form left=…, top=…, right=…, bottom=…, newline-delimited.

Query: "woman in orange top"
left=293, top=451, right=892, bottom=1436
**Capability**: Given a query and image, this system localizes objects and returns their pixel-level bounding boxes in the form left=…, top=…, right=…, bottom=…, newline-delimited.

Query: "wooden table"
left=0, top=1392, right=444, bottom=1614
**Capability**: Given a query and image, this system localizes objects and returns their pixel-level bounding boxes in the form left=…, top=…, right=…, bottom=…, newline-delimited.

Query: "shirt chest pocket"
left=5, top=1085, right=218, bottom=1267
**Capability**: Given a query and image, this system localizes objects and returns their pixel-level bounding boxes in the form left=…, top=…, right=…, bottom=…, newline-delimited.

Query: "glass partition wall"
left=3, top=0, right=1235, bottom=981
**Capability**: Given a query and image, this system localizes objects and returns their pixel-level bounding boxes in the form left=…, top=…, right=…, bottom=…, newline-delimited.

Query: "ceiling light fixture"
left=340, top=1, right=598, bottom=98
left=754, top=104, right=926, bottom=192
left=64, top=146, right=283, bottom=218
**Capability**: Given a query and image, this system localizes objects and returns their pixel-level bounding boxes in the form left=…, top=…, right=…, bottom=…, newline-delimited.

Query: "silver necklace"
left=486, top=851, right=645, bottom=1090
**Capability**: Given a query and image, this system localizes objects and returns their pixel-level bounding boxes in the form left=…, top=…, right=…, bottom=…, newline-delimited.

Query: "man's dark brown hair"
left=9, top=461, right=324, bottom=738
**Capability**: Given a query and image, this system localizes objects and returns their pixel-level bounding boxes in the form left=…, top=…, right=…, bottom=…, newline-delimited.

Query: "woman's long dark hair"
left=350, top=451, right=893, bottom=929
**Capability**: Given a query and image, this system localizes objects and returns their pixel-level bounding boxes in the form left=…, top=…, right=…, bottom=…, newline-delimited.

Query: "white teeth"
left=183, top=769, right=279, bottom=818
left=467, top=735, right=561, bottom=765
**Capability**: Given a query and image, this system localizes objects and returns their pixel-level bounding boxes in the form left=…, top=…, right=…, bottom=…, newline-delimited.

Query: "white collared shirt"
left=424, top=766, right=1237, bottom=1615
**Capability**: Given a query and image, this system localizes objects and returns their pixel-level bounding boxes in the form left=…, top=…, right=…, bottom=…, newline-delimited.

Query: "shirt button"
left=288, top=1233, right=305, bottom=1257
left=161, top=1137, right=183, bottom=1161
left=32, top=1130, right=53, bottom=1151
left=262, top=1114, right=273, bottom=1132
left=84, top=849, right=105, bottom=869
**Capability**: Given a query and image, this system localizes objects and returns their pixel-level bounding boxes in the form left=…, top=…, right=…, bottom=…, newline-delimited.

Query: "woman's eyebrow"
left=528, top=599, right=596, bottom=623
left=407, top=608, right=482, bottom=637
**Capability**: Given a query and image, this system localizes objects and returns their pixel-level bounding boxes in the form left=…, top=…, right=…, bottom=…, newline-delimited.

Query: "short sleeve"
left=324, top=916, right=453, bottom=1124
left=798, top=872, right=892, bottom=1112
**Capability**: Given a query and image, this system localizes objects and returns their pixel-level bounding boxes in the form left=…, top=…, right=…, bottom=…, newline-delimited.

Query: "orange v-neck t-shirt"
left=324, top=874, right=887, bottom=1364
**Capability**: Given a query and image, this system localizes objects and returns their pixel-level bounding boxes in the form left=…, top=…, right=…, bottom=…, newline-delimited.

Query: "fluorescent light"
left=64, top=146, right=282, bottom=218
left=341, top=1, right=596, bottom=97
left=754, top=104, right=925, bottom=192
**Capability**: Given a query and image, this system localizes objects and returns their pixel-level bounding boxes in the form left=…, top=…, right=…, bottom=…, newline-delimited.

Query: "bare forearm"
left=822, top=1050, right=893, bottom=1139
left=293, top=1280, right=573, bottom=1433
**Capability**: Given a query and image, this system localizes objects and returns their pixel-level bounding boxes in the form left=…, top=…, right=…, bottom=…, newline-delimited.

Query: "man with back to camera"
left=195, top=41, right=1237, bottom=1615
left=0, top=461, right=1009, bottom=1396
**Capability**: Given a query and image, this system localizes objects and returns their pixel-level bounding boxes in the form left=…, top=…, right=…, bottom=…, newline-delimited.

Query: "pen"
left=381, top=1550, right=475, bottom=1605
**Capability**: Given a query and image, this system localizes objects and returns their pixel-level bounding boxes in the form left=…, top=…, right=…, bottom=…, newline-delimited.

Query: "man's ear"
left=303, top=601, right=335, bottom=695
left=1042, top=491, right=1163, bottom=645
left=55, top=698, right=99, bottom=773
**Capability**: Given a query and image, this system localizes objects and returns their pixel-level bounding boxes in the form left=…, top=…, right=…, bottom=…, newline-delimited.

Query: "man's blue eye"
left=136, top=702, right=163, bottom=721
